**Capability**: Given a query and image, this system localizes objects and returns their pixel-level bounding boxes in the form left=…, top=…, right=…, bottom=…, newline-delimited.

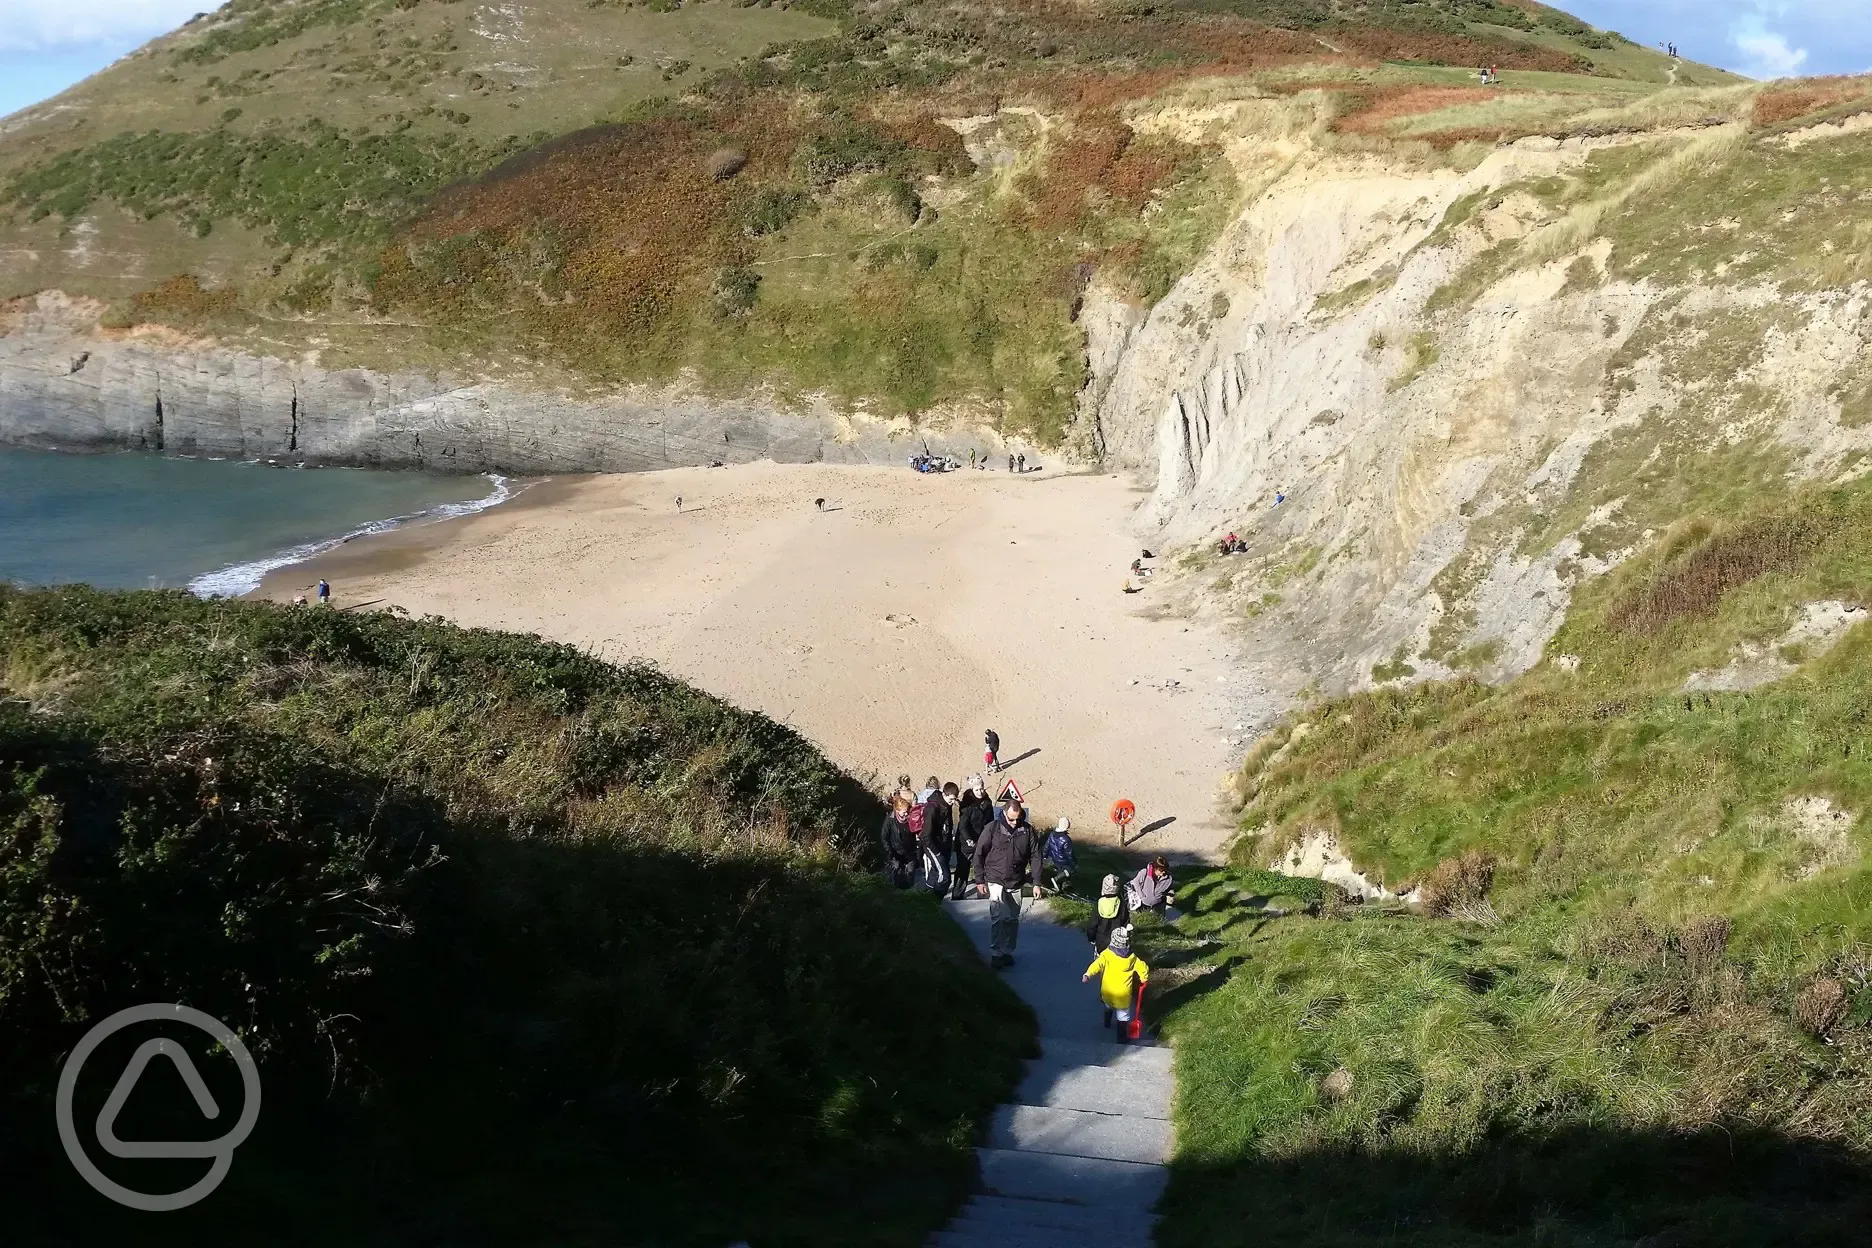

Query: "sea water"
left=0, top=446, right=510, bottom=596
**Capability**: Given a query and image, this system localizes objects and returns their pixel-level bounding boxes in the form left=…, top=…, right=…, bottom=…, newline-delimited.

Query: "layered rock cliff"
left=0, top=294, right=983, bottom=472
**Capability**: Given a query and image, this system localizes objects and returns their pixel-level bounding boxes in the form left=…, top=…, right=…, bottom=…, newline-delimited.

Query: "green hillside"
left=0, top=0, right=1740, bottom=443
left=0, top=588, right=1031, bottom=1245
left=1059, top=473, right=1872, bottom=1246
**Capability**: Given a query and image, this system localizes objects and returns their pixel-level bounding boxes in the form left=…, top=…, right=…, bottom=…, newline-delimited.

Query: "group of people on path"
left=876, top=731, right=1177, bottom=1038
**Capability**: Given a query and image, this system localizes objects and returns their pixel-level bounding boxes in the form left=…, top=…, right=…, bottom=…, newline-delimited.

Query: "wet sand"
left=260, top=461, right=1244, bottom=858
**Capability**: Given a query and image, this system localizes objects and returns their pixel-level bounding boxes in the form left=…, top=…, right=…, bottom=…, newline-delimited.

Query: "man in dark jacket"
left=951, top=775, right=994, bottom=901
left=919, top=781, right=953, bottom=895
left=973, top=798, right=1037, bottom=968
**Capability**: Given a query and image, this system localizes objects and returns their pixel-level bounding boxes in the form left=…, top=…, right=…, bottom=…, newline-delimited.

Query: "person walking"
left=1007, top=453, right=1016, bottom=473
left=880, top=793, right=918, bottom=889
left=1040, top=817, right=1076, bottom=897
left=316, top=579, right=331, bottom=606
left=1127, top=856, right=1175, bottom=917
left=1082, top=926, right=1150, bottom=1042
left=973, top=797, right=1037, bottom=969
left=983, top=728, right=1001, bottom=774
left=918, top=779, right=953, bottom=895
left=951, top=775, right=993, bottom=901
left=1086, top=874, right=1131, bottom=952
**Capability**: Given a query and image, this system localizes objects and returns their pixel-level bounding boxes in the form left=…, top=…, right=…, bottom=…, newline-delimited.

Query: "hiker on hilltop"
left=1083, top=925, right=1149, bottom=1042
left=973, top=797, right=1037, bottom=969
left=951, top=775, right=994, bottom=901
left=1086, top=874, right=1131, bottom=952
left=880, top=793, right=919, bottom=890
left=1040, top=817, right=1076, bottom=897
left=1127, top=856, right=1175, bottom=917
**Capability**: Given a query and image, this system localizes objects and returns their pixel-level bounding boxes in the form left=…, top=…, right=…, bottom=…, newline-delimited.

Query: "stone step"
left=989, top=1103, right=1173, bottom=1164
left=1016, top=1057, right=1173, bottom=1119
left=975, top=1146, right=1169, bottom=1210
left=1035, top=1035, right=1174, bottom=1074
left=931, top=1226, right=1132, bottom=1248
left=946, top=1193, right=1158, bottom=1240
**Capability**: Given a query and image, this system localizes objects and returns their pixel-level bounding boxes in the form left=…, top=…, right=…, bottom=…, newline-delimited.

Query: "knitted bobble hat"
left=1101, top=874, right=1119, bottom=897
left=1110, top=926, right=1132, bottom=953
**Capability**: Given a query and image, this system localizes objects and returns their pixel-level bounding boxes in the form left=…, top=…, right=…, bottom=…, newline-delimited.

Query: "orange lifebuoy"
left=1110, top=799, right=1136, bottom=827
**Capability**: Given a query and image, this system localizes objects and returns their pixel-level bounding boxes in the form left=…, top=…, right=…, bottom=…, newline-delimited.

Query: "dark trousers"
left=950, top=849, right=974, bottom=900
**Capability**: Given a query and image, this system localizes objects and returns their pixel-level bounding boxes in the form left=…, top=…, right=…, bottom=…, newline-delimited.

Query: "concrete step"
left=1017, top=1057, right=1173, bottom=1119
left=989, top=1103, right=1173, bottom=1164
left=1035, top=1036, right=1174, bottom=1074
left=931, top=1227, right=1131, bottom=1248
left=946, top=1194, right=1157, bottom=1239
left=975, top=1146, right=1169, bottom=1210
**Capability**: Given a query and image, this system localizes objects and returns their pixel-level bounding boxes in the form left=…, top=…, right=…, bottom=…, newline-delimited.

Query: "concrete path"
left=936, top=898, right=1173, bottom=1247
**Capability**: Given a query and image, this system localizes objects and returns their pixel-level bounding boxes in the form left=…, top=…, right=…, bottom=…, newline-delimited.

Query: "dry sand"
left=262, top=461, right=1245, bottom=858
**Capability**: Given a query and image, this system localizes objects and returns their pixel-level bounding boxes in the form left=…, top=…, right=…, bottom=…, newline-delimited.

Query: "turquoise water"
left=0, top=447, right=508, bottom=595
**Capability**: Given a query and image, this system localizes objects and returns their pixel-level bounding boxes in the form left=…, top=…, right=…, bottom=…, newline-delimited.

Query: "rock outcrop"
left=0, top=295, right=985, bottom=474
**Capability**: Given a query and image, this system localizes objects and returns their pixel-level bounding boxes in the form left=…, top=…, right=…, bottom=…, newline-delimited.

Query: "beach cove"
left=260, top=461, right=1252, bottom=858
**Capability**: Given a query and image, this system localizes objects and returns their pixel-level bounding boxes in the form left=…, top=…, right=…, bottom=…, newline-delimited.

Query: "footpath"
left=935, top=898, right=1173, bottom=1248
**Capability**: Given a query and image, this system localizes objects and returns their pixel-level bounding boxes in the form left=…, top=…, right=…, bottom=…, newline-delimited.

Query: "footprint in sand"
left=883, top=614, right=919, bottom=627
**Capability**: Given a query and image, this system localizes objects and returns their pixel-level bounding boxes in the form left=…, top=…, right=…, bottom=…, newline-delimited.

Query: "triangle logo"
left=95, top=1038, right=224, bottom=1160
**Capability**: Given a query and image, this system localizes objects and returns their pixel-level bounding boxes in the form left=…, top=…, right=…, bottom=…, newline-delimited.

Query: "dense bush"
left=0, top=587, right=1030, bottom=1246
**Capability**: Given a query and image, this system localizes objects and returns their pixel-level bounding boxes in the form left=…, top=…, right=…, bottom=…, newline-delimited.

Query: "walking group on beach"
left=879, top=729, right=1175, bottom=1041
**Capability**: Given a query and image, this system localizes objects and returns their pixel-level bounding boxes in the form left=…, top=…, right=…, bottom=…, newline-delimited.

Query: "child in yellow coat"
left=1081, top=926, right=1149, bottom=1043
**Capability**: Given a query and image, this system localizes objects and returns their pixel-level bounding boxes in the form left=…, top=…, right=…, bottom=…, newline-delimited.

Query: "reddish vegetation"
left=1335, top=27, right=1584, bottom=74
left=1751, top=79, right=1872, bottom=129
left=1028, top=113, right=1186, bottom=228
left=125, top=274, right=237, bottom=324
left=1332, top=85, right=1504, bottom=134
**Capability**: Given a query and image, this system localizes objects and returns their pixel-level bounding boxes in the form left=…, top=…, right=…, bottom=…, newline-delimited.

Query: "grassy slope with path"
left=0, top=587, right=1032, bottom=1246
left=0, top=0, right=1740, bottom=444
left=1060, top=474, right=1872, bottom=1245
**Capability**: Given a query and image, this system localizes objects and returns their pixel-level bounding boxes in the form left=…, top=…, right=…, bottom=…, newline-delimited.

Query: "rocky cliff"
left=1079, top=92, right=1872, bottom=719
left=0, top=294, right=985, bottom=472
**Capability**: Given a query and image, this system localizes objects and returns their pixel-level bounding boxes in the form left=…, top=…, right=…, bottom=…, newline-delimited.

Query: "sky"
left=1, top=0, right=1870, bottom=119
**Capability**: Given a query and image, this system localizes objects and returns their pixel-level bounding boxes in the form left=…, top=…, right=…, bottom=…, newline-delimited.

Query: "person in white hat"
left=1040, top=816, right=1076, bottom=897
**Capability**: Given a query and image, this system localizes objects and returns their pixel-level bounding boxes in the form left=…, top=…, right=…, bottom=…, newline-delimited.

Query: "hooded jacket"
left=1085, top=893, right=1131, bottom=950
left=955, top=795, right=994, bottom=854
left=972, top=814, right=1034, bottom=888
left=1084, top=947, right=1150, bottom=1010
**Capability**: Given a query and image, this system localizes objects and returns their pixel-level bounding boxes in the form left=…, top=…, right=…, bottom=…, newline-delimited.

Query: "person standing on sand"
left=316, top=579, right=331, bottom=606
left=983, top=728, right=1001, bottom=775
left=969, top=448, right=977, bottom=469
left=951, top=775, right=993, bottom=902
left=1007, top=453, right=1016, bottom=473
left=974, top=797, right=1037, bottom=969
left=1017, top=453, right=1026, bottom=474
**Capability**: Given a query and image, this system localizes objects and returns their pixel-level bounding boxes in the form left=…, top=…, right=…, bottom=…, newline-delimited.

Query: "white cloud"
left=0, top=1, right=210, bottom=54
left=1730, top=16, right=1810, bottom=80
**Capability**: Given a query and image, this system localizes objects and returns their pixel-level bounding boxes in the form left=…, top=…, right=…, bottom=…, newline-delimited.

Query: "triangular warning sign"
left=998, top=778, right=1023, bottom=805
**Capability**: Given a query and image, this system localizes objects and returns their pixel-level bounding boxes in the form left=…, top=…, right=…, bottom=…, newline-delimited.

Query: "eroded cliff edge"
left=0, top=294, right=983, bottom=473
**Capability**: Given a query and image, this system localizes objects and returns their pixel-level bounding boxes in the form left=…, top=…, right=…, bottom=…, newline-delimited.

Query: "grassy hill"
left=1060, top=473, right=1872, bottom=1246
left=0, top=0, right=1741, bottom=443
left=0, top=587, right=1031, bottom=1245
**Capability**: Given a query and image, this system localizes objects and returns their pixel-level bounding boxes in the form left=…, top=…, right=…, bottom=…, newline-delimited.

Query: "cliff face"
left=1079, top=104, right=1872, bottom=718
left=0, top=295, right=985, bottom=473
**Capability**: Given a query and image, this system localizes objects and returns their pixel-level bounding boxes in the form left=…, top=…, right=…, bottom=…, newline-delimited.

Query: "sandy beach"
left=262, top=461, right=1246, bottom=858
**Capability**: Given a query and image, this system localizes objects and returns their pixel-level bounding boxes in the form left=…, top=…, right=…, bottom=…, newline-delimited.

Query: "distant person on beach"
left=1086, top=874, right=1131, bottom=951
left=1017, top=453, right=1026, bottom=474
left=951, top=775, right=994, bottom=901
left=969, top=448, right=977, bottom=469
left=880, top=793, right=918, bottom=889
left=1127, top=856, right=1175, bottom=917
left=1082, top=925, right=1149, bottom=1042
left=983, top=728, right=1001, bottom=774
left=816, top=497, right=826, bottom=511
left=973, top=797, right=1037, bottom=969
left=316, top=579, right=330, bottom=606
left=675, top=495, right=683, bottom=513
left=1007, top=454, right=1016, bottom=473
